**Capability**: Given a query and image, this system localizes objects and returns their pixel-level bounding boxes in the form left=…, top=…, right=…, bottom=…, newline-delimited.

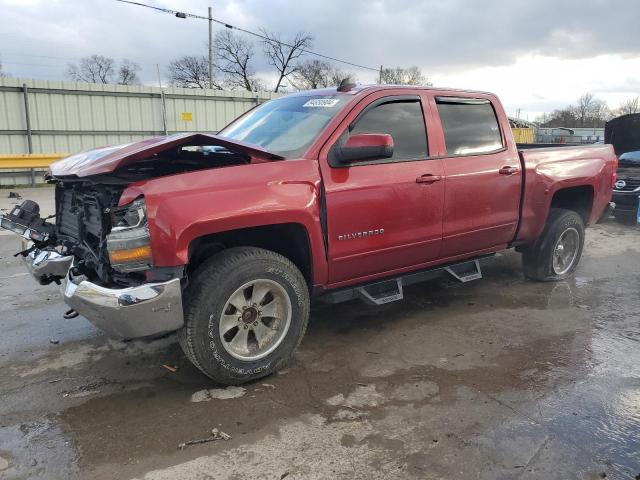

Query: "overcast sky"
left=1, top=0, right=639, bottom=120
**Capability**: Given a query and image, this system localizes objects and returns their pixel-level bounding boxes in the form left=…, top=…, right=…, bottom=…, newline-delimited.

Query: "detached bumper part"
left=23, top=247, right=74, bottom=284
left=62, top=271, right=184, bottom=338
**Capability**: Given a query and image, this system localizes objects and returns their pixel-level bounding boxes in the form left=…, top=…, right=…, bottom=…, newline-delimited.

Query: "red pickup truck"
left=1, top=85, right=616, bottom=384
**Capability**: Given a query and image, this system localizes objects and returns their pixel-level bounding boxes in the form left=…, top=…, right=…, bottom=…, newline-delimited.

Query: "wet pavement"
left=1, top=188, right=639, bottom=479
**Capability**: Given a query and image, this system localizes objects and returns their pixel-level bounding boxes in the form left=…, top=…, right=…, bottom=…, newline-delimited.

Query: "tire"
left=522, top=208, right=585, bottom=282
left=178, top=247, right=310, bottom=385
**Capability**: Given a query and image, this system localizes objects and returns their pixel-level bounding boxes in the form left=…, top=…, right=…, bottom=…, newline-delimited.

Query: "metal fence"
left=0, top=77, right=279, bottom=155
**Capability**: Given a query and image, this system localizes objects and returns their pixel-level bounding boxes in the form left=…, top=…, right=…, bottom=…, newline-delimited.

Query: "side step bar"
left=445, top=259, right=482, bottom=283
left=356, top=278, right=403, bottom=306
left=320, top=257, right=489, bottom=306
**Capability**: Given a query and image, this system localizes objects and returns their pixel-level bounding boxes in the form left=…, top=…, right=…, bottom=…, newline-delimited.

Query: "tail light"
left=106, top=197, right=152, bottom=272
left=611, top=155, right=619, bottom=188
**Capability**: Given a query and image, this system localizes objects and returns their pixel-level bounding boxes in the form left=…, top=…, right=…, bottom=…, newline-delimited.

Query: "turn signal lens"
left=109, top=245, right=152, bottom=264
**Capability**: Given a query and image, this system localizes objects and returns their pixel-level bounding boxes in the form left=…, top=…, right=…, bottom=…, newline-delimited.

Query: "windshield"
left=219, top=95, right=350, bottom=158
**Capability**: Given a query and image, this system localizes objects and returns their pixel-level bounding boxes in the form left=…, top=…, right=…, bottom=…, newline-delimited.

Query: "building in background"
left=536, top=127, right=604, bottom=144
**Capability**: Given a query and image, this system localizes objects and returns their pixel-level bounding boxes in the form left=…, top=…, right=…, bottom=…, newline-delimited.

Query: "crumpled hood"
left=49, top=133, right=283, bottom=178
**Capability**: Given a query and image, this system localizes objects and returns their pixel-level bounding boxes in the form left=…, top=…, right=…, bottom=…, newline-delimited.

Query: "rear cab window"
left=435, top=97, right=503, bottom=156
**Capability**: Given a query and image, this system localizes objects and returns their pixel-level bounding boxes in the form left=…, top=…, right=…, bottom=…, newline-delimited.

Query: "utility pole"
left=156, top=63, right=163, bottom=89
left=208, top=6, right=213, bottom=90
left=157, top=64, right=167, bottom=135
left=379, top=65, right=383, bottom=84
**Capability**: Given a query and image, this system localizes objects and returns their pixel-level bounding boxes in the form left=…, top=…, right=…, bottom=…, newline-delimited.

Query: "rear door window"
left=436, top=98, right=503, bottom=156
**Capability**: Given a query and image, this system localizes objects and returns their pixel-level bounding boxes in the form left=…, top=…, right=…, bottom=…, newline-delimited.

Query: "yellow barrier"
left=512, top=128, right=535, bottom=144
left=0, top=154, right=67, bottom=169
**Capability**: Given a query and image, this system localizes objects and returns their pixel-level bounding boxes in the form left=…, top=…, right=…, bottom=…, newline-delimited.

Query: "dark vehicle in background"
left=613, top=151, right=640, bottom=221
left=605, top=113, right=640, bottom=221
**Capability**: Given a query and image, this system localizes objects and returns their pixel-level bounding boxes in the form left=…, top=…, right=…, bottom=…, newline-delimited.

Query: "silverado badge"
left=338, top=228, right=385, bottom=241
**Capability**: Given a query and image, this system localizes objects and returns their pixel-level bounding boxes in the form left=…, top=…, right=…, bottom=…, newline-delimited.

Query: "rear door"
left=432, top=95, right=522, bottom=257
left=319, top=92, right=444, bottom=286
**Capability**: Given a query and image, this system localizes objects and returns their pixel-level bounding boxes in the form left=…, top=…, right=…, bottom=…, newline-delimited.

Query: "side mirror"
left=335, top=133, right=394, bottom=164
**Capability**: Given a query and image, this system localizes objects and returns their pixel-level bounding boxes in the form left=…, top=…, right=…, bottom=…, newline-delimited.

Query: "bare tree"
left=215, top=30, right=261, bottom=91
left=574, top=93, right=610, bottom=127
left=167, top=55, right=221, bottom=89
left=67, top=55, right=115, bottom=83
left=291, top=59, right=356, bottom=90
left=617, top=96, right=640, bottom=115
left=261, top=29, right=313, bottom=92
left=378, top=66, right=431, bottom=86
left=538, top=108, right=578, bottom=127
left=0, top=58, right=7, bottom=78
left=538, top=93, right=611, bottom=128
left=293, top=59, right=331, bottom=89
left=118, top=59, right=140, bottom=85
left=575, top=93, right=595, bottom=127
left=329, top=68, right=355, bottom=88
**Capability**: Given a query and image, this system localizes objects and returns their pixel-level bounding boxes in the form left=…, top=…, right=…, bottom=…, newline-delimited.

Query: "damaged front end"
left=1, top=133, right=279, bottom=338
left=1, top=189, right=184, bottom=338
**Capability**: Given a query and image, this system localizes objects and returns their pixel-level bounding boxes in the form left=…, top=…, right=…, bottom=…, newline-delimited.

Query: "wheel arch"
left=549, top=185, right=595, bottom=225
left=187, top=223, right=314, bottom=287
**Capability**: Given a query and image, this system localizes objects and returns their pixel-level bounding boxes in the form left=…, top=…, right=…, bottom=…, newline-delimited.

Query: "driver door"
left=319, top=92, right=445, bottom=286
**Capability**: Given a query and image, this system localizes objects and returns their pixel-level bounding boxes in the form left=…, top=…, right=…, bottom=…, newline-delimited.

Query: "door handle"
left=499, top=166, right=520, bottom=175
left=416, top=174, right=442, bottom=184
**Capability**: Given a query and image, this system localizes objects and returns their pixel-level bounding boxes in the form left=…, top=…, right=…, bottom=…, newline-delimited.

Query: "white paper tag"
left=302, top=98, right=340, bottom=108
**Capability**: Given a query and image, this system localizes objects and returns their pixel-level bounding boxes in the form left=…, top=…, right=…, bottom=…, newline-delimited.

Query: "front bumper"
left=21, top=245, right=184, bottom=338
left=612, top=190, right=639, bottom=214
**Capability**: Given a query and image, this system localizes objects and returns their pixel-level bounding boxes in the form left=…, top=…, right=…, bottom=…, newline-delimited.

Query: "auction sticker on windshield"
left=303, top=98, right=340, bottom=107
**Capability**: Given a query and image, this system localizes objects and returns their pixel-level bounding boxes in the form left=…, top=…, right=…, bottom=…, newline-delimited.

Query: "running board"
left=356, top=278, right=403, bottom=305
left=444, top=260, right=482, bottom=283
left=319, top=256, right=489, bottom=305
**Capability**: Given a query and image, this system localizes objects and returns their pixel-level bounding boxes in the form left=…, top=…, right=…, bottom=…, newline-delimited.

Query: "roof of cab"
left=284, top=84, right=496, bottom=98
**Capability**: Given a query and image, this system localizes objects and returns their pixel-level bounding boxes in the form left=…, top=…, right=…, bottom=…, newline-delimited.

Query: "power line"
left=1, top=61, right=66, bottom=69
left=113, top=0, right=380, bottom=72
left=2, top=52, right=77, bottom=61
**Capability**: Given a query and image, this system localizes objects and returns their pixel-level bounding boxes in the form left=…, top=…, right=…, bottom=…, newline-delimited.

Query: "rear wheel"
left=178, top=247, right=310, bottom=385
left=522, top=208, right=585, bottom=281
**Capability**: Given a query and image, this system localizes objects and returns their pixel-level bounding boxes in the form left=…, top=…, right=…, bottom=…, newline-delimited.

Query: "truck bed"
left=515, top=143, right=616, bottom=244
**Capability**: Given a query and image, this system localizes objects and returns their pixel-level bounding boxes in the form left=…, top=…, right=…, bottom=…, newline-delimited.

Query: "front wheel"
left=178, top=247, right=310, bottom=385
left=522, top=208, right=585, bottom=281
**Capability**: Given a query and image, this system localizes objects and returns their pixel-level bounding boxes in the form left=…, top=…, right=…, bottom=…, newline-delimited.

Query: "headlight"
left=106, top=197, right=152, bottom=272
left=111, top=198, right=147, bottom=231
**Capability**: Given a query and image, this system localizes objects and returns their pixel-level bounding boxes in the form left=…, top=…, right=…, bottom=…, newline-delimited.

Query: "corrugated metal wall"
left=0, top=77, right=279, bottom=155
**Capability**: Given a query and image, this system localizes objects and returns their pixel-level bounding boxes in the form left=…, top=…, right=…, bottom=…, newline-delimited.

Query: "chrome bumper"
left=21, top=245, right=184, bottom=338
left=22, top=247, right=74, bottom=284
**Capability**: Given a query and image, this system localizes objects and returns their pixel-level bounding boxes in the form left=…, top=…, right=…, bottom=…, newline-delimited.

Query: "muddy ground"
left=0, top=188, right=639, bottom=479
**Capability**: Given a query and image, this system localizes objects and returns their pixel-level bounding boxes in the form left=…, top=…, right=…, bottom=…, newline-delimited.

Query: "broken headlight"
left=0, top=200, right=53, bottom=242
left=106, top=197, right=152, bottom=272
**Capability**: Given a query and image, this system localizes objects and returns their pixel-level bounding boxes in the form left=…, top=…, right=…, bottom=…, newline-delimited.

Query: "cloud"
left=0, top=0, right=638, bottom=115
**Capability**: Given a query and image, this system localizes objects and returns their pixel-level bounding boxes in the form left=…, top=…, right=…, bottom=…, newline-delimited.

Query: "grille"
left=615, top=178, right=640, bottom=192
left=56, top=186, right=107, bottom=244
left=57, top=188, right=81, bottom=239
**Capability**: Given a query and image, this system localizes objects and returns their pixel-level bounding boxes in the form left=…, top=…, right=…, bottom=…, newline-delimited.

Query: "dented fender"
left=120, top=159, right=329, bottom=285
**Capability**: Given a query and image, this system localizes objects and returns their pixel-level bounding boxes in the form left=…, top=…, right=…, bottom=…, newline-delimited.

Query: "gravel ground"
left=0, top=187, right=638, bottom=480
